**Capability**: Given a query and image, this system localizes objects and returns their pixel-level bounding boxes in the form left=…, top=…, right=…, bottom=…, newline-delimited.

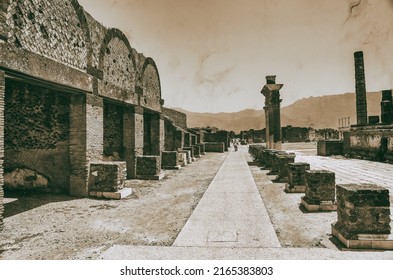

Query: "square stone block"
left=304, top=170, right=335, bottom=204
left=162, top=151, right=181, bottom=169
left=197, top=143, right=206, bottom=155
left=88, top=161, right=127, bottom=192
left=285, top=162, right=310, bottom=193
left=335, top=184, right=391, bottom=236
left=136, top=156, right=161, bottom=177
left=274, top=153, right=296, bottom=183
left=177, top=151, right=188, bottom=166
left=182, top=147, right=195, bottom=158
left=205, top=142, right=225, bottom=153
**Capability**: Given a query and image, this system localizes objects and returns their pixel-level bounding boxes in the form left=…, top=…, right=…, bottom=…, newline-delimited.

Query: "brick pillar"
left=381, top=89, right=393, bottom=124
left=354, top=51, right=368, bottom=125
left=123, top=106, right=143, bottom=178
left=184, top=132, right=191, bottom=147
left=69, top=94, right=103, bottom=197
left=175, top=129, right=184, bottom=150
left=123, top=106, right=144, bottom=178
left=150, top=112, right=164, bottom=156
left=0, top=71, right=4, bottom=230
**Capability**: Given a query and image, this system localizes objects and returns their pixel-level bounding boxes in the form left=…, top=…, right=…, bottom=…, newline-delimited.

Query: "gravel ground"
left=0, top=152, right=228, bottom=260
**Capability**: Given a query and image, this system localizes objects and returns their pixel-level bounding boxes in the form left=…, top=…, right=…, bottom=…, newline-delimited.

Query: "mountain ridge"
left=170, top=92, right=383, bottom=133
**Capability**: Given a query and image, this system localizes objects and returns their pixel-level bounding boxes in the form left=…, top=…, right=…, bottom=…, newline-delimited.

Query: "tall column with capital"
left=261, top=76, right=283, bottom=149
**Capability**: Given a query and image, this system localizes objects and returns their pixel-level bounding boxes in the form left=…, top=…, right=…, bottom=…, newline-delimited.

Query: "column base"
left=89, top=188, right=132, bottom=200
left=331, top=222, right=393, bottom=250
left=301, top=196, right=337, bottom=212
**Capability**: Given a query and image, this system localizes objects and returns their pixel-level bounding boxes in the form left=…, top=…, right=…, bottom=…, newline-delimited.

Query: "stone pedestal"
left=136, top=156, right=163, bottom=180
left=273, top=153, right=296, bottom=183
left=197, top=143, right=206, bottom=155
left=179, top=150, right=192, bottom=164
left=267, top=151, right=286, bottom=176
left=248, top=144, right=266, bottom=166
left=204, top=142, right=225, bottom=153
left=182, top=147, right=196, bottom=161
left=301, top=170, right=337, bottom=212
left=162, top=151, right=181, bottom=170
left=177, top=152, right=188, bottom=167
left=261, top=149, right=276, bottom=170
left=285, top=162, right=310, bottom=193
left=88, top=161, right=132, bottom=200
left=332, top=184, right=393, bottom=249
left=317, top=140, right=343, bottom=156
left=192, top=145, right=201, bottom=158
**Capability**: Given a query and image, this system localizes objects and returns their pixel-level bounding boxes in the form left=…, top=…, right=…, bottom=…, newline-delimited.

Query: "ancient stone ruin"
left=261, top=76, right=283, bottom=150
left=0, top=0, right=230, bottom=231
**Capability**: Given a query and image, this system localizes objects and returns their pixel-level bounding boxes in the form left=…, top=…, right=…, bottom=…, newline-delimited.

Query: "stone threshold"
left=89, top=188, right=132, bottom=200
left=301, top=197, right=337, bottom=212
left=332, top=222, right=393, bottom=250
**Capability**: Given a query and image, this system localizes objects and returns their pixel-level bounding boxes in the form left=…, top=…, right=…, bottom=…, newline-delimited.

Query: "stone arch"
left=98, top=28, right=136, bottom=91
left=5, top=0, right=92, bottom=71
left=139, top=57, right=162, bottom=111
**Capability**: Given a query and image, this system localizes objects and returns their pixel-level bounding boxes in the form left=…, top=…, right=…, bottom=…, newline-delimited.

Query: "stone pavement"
left=285, top=143, right=393, bottom=193
left=172, top=146, right=281, bottom=248
left=101, top=144, right=393, bottom=260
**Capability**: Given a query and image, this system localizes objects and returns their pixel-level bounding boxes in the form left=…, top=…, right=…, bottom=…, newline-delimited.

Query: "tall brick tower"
left=354, top=51, right=368, bottom=125
left=261, top=76, right=283, bottom=149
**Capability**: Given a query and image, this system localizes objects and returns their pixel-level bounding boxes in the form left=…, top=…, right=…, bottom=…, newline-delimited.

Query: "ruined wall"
left=162, top=107, right=187, bottom=130
left=348, top=126, right=393, bottom=162
left=6, top=0, right=90, bottom=71
left=139, top=59, right=162, bottom=112
left=103, top=102, right=123, bottom=159
left=0, top=71, right=5, bottom=230
left=4, top=79, right=70, bottom=192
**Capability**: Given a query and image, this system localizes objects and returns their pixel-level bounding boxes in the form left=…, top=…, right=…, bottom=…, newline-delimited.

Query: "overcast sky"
left=78, top=0, right=393, bottom=113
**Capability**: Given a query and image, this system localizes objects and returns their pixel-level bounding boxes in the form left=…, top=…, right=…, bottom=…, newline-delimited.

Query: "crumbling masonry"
left=0, top=0, right=204, bottom=230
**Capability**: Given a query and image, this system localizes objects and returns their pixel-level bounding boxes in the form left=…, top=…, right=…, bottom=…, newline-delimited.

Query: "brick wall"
left=140, top=59, right=161, bottom=112
left=6, top=0, right=88, bottom=71
left=103, top=102, right=123, bottom=159
left=162, top=107, right=187, bottom=130
left=0, top=71, right=5, bottom=231
left=348, top=125, right=393, bottom=162
left=69, top=94, right=104, bottom=197
left=4, top=79, right=71, bottom=192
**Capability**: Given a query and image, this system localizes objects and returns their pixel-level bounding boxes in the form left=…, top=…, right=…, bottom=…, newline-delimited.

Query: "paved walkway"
left=172, top=147, right=280, bottom=248
left=101, top=144, right=393, bottom=259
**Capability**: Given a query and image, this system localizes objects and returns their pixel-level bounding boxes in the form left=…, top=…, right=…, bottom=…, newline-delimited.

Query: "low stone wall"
left=317, top=140, right=343, bottom=156
left=88, top=161, right=126, bottom=192
left=204, top=142, right=225, bottom=153
left=347, top=125, right=393, bottom=162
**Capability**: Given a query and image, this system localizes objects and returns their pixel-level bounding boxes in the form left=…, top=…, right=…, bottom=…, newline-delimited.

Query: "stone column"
left=123, top=106, right=144, bottom=178
left=261, top=76, right=283, bottom=149
left=381, top=89, right=393, bottom=125
left=354, top=51, right=368, bottom=125
left=0, top=71, right=4, bottom=231
left=69, top=94, right=104, bottom=197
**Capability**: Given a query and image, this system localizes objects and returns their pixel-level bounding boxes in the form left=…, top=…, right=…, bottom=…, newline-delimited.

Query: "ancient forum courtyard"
left=1, top=0, right=393, bottom=260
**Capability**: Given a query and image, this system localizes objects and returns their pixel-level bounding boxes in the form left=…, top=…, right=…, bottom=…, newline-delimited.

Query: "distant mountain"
left=171, top=92, right=383, bottom=133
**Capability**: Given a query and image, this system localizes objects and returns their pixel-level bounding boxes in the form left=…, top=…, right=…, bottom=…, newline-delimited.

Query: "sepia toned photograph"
left=1, top=0, right=393, bottom=266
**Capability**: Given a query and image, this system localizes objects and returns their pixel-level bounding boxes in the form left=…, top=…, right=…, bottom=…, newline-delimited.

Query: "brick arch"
left=139, top=57, right=162, bottom=111
left=98, top=28, right=137, bottom=91
left=0, top=0, right=10, bottom=40
left=5, top=0, right=91, bottom=71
